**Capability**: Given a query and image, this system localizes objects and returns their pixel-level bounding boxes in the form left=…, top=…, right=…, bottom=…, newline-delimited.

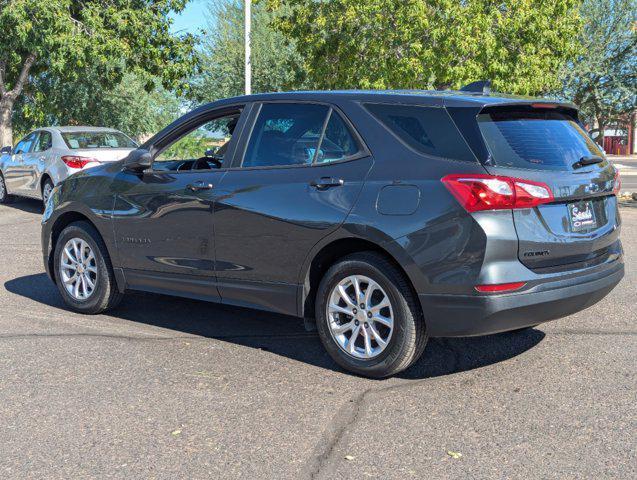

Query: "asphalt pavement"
left=0, top=198, right=635, bottom=479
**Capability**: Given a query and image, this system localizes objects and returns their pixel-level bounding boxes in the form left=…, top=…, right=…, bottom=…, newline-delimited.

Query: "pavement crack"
left=307, top=339, right=466, bottom=479
left=307, top=388, right=371, bottom=480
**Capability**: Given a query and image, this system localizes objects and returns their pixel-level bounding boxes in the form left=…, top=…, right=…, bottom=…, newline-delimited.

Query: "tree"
left=268, top=0, right=582, bottom=95
left=189, top=0, right=303, bottom=104
left=13, top=71, right=181, bottom=141
left=0, top=0, right=197, bottom=146
left=560, top=0, right=636, bottom=141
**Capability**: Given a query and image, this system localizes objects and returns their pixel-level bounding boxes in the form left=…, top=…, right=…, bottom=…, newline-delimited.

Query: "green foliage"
left=560, top=0, right=637, bottom=127
left=13, top=71, right=181, bottom=140
left=0, top=0, right=197, bottom=92
left=0, top=0, right=198, bottom=144
left=268, top=0, right=583, bottom=95
left=189, top=0, right=304, bottom=103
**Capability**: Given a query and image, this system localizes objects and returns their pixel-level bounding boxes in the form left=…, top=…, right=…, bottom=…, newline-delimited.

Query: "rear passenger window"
left=244, top=103, right=329, bottom=167
left=365, top=103, right=477, bottom=162
left=315, top=111, right=360, bottom=164
left=33, top=132, right=52, bottom=152
left=243, top=103, right=362, bottom=168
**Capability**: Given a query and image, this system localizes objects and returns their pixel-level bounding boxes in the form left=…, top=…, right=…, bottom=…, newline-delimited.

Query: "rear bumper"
left=419, top=259, right=624, bottom=337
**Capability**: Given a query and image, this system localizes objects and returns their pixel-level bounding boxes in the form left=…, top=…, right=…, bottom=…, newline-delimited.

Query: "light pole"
left=244, top=0, right=251, bottom=95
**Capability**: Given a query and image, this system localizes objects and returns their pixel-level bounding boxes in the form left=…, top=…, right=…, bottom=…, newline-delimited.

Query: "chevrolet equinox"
left=41, top=89, right=624, bottom=377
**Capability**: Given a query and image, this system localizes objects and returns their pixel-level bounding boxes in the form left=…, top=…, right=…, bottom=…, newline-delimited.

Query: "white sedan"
left=0, top=126, right=137, bottom=205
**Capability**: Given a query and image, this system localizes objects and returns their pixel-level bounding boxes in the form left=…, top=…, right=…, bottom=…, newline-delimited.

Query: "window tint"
left=33, top=131, right=52, bottom=152
left=243, top=103, right=329, bottom=167
left=154, top=113, right=240, bottom=171
left=14, top=133, right=35, bottom=154
left=315, top=111, right=360, bottom=164
left=61, top=131, right=137, bottom=149
left=477, top=109, right=604, bottom=171
left=365, top=103, right=477, bottom=162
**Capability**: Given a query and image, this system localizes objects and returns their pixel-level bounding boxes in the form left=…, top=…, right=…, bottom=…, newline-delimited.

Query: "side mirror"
left=205, top=147, right=218, bottom=157
left=0, top=146, right=12, bottom=155
left=123, top=150, right=152, bottom=172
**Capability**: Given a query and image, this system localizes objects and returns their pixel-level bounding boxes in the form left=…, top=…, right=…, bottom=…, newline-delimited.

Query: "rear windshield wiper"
left=573, top=155, right=604, bottom=169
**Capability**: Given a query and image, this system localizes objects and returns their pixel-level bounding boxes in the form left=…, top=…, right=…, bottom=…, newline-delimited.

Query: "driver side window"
left=154, top=112, right=241, bottom=172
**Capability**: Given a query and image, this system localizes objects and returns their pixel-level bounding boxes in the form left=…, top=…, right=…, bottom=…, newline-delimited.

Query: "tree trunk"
left=0, top=96, right=14, bottom=148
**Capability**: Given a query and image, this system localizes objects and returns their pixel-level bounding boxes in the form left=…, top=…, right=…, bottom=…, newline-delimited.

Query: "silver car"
left=0, top=126, right=137, bottom=205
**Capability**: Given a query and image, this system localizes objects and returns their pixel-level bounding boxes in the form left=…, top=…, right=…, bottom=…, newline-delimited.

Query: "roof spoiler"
left=460, top=80, right=491, bottom=95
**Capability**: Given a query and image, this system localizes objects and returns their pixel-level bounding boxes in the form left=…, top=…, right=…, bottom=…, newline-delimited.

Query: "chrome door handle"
left=310, top=177, right=344, bottom=190
left=187, top=181, right=214, bottom=192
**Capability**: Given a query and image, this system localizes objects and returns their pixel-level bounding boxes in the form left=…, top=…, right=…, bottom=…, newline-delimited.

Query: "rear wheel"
left=0, top=173, right=12, bottom=203
left=41, top=178, right=54, bottom=205
left=315, top=252, right=427, bottom=378
left=53, top=221, right=123, bottom=314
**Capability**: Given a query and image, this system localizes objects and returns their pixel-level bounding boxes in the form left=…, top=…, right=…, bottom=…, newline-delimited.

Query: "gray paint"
left=42, top=90, right=624, bottom=336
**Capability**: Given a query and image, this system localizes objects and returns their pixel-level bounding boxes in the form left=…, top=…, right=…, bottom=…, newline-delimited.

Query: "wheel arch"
left=298, top=236, right=422, bottom=320
left=48, top=212, right=107, bottom=284
left=40, top=173, right=53, bottom=193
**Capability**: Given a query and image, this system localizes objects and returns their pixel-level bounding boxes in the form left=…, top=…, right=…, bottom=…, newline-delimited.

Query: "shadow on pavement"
left=1, top=197, right=44, bottom=214
left=5, top=273, right=545, bottom=379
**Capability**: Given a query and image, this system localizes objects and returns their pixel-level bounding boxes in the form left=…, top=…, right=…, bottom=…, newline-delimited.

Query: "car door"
left=22, top=131, right=53, bottom=197
left=4, top=133, right=36, bottom=193
left=214, top=102, right=373, bottom=315
left=111, top=106, right=246, bottom=300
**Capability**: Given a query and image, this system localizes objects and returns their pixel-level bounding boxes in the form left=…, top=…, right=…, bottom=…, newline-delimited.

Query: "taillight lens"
left=61, top=156, right=98, bottom=169
left=442, top=174, right=554, bottom=212
left=475, top=282, right=526, bottom=293
left=613, top=169, right=621, bottom=195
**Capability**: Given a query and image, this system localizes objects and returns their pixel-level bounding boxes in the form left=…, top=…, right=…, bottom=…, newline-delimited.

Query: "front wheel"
left=315, top=252, right=427, bottom=378
left=53, top=221, right=123, bottom=314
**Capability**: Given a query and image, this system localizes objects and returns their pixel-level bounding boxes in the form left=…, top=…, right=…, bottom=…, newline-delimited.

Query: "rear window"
left=477, top=109, right=604, bottom=171
left=365, top=103, right=477, bottom=162
left=62, top=131, right=137, bottom=150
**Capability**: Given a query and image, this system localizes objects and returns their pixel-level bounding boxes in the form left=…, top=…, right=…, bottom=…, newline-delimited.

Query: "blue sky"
left=169, top=0, right=210, bottom=35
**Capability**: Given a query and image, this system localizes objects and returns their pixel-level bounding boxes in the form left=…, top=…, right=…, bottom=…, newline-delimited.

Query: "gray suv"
left=0, top=126, right=137, bottom=205
left=40, top=89, right=624, bottom=377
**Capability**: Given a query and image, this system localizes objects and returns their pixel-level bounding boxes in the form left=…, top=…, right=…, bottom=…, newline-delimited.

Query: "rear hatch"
left=460, top=104, right=620, bottom=271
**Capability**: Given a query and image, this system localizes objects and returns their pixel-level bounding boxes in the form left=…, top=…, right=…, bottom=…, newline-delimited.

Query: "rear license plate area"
left=568, top=200, right=597, bottom=232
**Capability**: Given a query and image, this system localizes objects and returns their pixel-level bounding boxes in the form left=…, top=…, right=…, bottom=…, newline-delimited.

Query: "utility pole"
left=244, top=0, right=251, bottom=95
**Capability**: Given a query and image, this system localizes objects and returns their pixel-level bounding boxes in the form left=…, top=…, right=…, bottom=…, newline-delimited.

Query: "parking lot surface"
left=1, top=198, right=635, bottom=479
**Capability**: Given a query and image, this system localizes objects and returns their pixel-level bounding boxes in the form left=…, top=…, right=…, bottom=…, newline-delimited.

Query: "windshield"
left=62, top=131, right=137, bottom=150
left=477, top=109, right=604, bottom=171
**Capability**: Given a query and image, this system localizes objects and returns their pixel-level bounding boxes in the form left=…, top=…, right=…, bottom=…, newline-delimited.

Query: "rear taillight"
left=61, top=156, right=98, bottom=169
left=613, top=169, right=621, bottom=195
left=442, top=174, right=554, bottom=212
left=475, top=282, right=526, bottom=293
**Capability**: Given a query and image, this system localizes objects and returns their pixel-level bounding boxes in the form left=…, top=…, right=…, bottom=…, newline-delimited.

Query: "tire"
left=41, top=178, right=54, bottom=206
left=0, top=172, right=12, bottom=204
left=315, top=251, right=427, bottom=378
left=53, top=221, right=123, bottom=314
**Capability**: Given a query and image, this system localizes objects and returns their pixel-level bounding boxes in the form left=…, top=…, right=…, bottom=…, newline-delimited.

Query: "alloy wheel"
left=59, top=238, right=98, bottom=301
left=42, top=182, right=53, bottom=205
left=327, top=274, right=394, bottom=359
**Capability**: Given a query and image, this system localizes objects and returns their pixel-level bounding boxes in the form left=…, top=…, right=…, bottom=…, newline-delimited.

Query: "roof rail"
left=460, top=80, right=491, bottom=95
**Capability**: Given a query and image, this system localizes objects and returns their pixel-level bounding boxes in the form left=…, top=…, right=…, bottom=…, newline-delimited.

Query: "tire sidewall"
left=53, top=224, right=111, bottom=312
left=0, top=173, right=7, bottom=203
left=42, top=179, right=54, bottom=205
left=315, top=259, right=416, bottom=377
